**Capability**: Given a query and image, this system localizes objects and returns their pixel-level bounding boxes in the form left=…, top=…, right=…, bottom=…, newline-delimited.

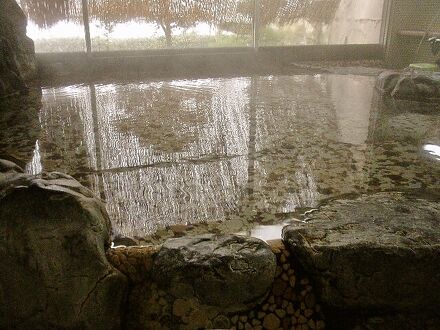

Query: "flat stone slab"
left=153, top=234, right=276, bottom=313
left=282, top=192, right=440, bottom=312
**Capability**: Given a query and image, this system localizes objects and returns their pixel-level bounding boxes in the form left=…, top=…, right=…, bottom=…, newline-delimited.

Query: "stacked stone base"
left=107, top=192, right=440, bottom=330
left=107, top=240, right=326, bottom=330
left=3, top=159, right=439, bottom=329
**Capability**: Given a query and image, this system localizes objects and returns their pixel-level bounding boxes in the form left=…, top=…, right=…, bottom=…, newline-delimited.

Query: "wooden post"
left=253, top=0, right=260, bottom=51
left=82, top=0, right=92, bottom=54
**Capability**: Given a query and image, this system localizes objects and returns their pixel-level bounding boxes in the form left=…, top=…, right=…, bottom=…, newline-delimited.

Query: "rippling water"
left=2, top=74, right=439, bottom=238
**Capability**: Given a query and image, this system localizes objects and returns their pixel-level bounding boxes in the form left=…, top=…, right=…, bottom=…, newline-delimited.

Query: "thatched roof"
left=21, top=0, right=341, bottom=31
left=19, top=0, right=82, bottom=28
left=89, top=0, right=238, bottom=27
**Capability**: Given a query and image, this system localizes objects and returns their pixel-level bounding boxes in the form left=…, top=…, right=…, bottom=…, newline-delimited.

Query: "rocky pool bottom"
left=1, top=159, right=439, bottom=330
left=1, top=70, right=440, bottom=242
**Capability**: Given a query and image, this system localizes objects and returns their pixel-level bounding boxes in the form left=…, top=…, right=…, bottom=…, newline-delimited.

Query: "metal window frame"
left=380, top=0, right=393, bottom=48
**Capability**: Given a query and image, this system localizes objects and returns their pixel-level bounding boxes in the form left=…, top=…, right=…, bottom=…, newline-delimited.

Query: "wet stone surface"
left=0, top=0, right=36, bottom=97
left=153, top=235, right=276, bottom=313
left=0, top=90, right=42, bottom=168
left=283, top=192, right=440, bottom=313
left=0, top=161, right=127, bottom=329
left=0, top=74, right=439, bottom=239
left=377, top=70, right=440, bottom=101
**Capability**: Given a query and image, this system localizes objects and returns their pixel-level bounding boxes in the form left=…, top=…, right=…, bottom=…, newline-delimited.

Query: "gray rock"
left=376, top=71, right=402, bottom=93
left=0, top=162, right=127, bottom=329
left=113, top=235, right=139, bottom=247
left=416, top=82, right=438, bottom=98
left=391, top=76, right=419, bottom=99
left=0, top=158, right=23, bottom=173
left=349, top=312, right=440, bottom=330
left=282, top=192, right=440, bottom=313
left=0, top=0, right=36, bottom=98
left=377, top=71, right=440, bottom=102
left=153, top=234, right=276, bottom=313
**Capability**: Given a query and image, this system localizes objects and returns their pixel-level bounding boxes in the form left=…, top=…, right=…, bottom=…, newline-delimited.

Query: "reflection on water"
left=237, top=220, right=305, bottom=243
left=424, top=145, right=440, bottom=161
left=3, top=75, right=439, bottom=238
left=25, top=140, right=42, bottom=175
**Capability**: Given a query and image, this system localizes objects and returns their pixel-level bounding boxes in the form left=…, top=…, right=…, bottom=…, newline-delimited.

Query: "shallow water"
left=1, top=74, right=439, bottom=239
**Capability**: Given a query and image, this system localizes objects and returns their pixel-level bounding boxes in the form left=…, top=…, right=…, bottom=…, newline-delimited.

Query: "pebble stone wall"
left=107, top=240, right=326, bottom=330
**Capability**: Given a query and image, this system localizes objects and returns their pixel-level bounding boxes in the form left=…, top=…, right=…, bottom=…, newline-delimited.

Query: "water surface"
left=2, top=74, right=439, bottom=238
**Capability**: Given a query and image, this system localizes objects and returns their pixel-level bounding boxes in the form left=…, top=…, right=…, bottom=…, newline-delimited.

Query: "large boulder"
left=282, top=192, right=440, bottom=314
left=0, top=0, right=36, bottom=97
left=0, top=160, right=127, bottom=329
left=153, top=234, right=277, bottom=313
left=377, top=71, right=440, bottom=102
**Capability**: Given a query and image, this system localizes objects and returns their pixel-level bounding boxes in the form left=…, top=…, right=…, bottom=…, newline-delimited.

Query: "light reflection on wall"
left=329, top=0, right=385, bottom=44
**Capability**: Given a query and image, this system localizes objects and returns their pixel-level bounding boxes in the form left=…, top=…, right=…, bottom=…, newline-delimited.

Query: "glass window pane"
left=19, top=0, right=86, bottom=53
left=258, top=0, right=385, bottom=46
left=89, top=0, right=253, bottom=51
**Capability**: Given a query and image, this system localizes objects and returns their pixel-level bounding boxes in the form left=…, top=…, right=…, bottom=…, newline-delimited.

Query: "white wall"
left=328, top=0, right=385, bottom=44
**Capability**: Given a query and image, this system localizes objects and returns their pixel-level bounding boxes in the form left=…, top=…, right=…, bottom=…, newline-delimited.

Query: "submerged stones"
left=0, top=90, right=42, bottom=167
left=0, top=161, right=127, bottom=329
left=153, top=234, right=277, bottom=313
left=283, top=192, right=440, bottom=320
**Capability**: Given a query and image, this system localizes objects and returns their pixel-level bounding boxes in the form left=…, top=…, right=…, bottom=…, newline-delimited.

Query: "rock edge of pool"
left=1, top=158, right=439, bottom=330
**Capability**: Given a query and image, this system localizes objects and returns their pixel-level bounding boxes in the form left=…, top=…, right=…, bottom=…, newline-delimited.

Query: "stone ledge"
left=120, top=238, right=326, bottom=330
left=107, top=246, right=160, bottom=283
left=4, top=155, right=439, bottom=329
left=153, top=235, right=277, bottom=314
left=106, top=191, right=440, bottom=329
left=283, top=192, right=440, bottom=321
